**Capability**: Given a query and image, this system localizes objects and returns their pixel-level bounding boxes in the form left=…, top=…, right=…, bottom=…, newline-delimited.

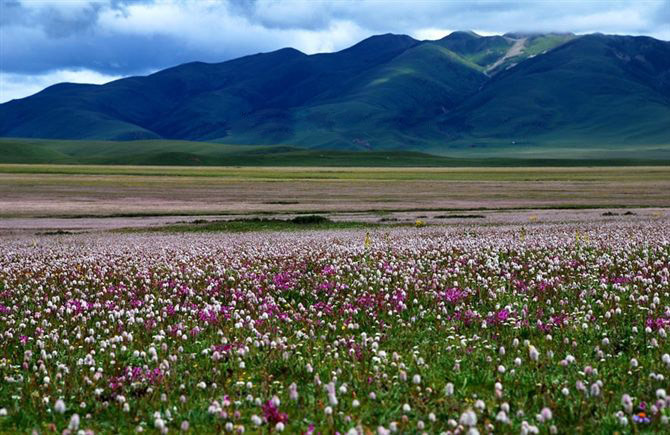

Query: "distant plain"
left=1, top=165, right=668, bottom=230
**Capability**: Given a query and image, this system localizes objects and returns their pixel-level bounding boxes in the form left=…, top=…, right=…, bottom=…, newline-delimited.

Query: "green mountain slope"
left=0, top=31, right=668, bottom=157
left=436, top=34, right=670, bottom=154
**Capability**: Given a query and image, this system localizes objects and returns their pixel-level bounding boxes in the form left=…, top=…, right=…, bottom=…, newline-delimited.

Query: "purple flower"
left=262, top=400, right=288, bottom=425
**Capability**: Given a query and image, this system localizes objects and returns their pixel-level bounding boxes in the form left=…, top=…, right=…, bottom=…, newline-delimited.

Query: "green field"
left=1, top=138, right=670, bottom=167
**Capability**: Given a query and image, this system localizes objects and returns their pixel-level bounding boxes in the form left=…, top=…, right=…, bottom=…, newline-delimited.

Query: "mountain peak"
left=343, top=33, right=418, bottom=53
left=442, top=30, right=482, bottom=40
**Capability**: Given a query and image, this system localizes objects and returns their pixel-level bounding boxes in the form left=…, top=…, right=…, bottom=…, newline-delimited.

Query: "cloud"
left=1, top=0, right=669, bottom=101
left=0, top=69, right=122, bottom=103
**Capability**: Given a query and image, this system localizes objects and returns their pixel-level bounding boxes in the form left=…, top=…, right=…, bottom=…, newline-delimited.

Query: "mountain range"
left=1, top=31, right=669, bottom=158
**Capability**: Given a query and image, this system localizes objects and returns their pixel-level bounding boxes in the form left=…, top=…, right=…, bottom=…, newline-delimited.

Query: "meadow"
left=1, top=218, right=670, bottom=433
left=1, top=165, right=669, bottom=220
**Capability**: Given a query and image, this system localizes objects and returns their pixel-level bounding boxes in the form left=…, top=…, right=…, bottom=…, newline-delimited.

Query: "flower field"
left=1, top=220, right=670, bottom=434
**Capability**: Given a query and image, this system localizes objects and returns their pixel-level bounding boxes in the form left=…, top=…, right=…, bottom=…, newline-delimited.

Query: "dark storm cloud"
left=1, top=0, right=668, bottom=102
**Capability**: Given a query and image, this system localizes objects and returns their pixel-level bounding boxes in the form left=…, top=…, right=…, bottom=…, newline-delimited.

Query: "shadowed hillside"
left=1, top=31, right=668, bottom=156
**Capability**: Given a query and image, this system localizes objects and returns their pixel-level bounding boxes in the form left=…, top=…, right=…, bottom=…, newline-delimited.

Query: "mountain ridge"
left=1, top=31, right=669, bottom=156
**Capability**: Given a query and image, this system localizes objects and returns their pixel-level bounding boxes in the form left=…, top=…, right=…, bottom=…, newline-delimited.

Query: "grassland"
left=2, top=138, right=670, bottom=167
left=0, top=164, right=669, bottom=220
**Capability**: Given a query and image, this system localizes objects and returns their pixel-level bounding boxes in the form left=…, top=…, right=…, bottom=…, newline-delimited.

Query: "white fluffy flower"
left=68, top=414, right=80, bottom=430
left=459, top=409, right=477, bottom=427
left=54, top=399, right=66, bottom=414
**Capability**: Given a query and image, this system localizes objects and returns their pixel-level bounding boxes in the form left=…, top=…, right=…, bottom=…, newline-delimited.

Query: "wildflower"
left=496, top=411, right=510, bottom=424
left=538, top=407, right=552, bottom=422
left=352, top=399, right=360, bottom=408
left=68, top=414, right=80, bottom=431
left=0, top=409, right=6, bottom=417
left=326, top=382, right=338, bottom=406
left=402, top=403, right=411, bottom=412
left=289, top=383, right=298, bottom=401
left=54, top=399, right=66, bottom=414
left=262, top=400, right=287, bottom=425
left=459, top=409, right=477, bottom=426
left=633, top=412, right=650, bottom=424
left=590, top=383, right=601, bottom=397
left=412, top=374, right=421, bottom=385
left=621, top=394, right=633, bottom=413
left=529, top=345, right=539, bottom=362
left=630, top=358, right=639, bottom=368
left=180, top=421, right=189, bottom=431
left=276, top=422, right=285, bottom=432
left=250, top=415, right=262, bottom=426
left=444, top=382, right=454, bottom=396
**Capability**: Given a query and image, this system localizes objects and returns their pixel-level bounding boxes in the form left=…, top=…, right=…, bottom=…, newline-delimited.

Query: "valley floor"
left=0, top=166, right=669, bottom=230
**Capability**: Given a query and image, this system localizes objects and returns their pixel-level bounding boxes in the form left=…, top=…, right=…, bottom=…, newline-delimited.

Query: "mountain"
left=1, top=31, right=669, bottom=158
left=435, top=34, right=670, bottom=155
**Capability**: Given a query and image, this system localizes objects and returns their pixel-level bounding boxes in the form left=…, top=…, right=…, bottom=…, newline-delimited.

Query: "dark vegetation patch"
left=127, top=215, right=389, bottom=233
left=37, top=230, right=74, bottom=236
left=434, top=214, right=486, bottom=219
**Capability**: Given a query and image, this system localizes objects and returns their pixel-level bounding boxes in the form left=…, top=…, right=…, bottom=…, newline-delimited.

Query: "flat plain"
left=1, top=165, right=669, bottom=223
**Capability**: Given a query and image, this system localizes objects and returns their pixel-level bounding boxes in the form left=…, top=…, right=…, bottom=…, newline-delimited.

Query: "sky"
left=1, top=0, right=669, bottom=103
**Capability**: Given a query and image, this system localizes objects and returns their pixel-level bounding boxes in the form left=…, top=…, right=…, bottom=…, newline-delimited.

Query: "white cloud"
left=2, top=0, right=669, bottom=102
left=0, top=69, right=123, bottom=103
left=412, top=28, right=454, bottom=41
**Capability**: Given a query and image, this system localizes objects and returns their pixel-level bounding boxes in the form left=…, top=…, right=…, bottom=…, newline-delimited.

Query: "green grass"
left=2, top=138, right=670, bottom=167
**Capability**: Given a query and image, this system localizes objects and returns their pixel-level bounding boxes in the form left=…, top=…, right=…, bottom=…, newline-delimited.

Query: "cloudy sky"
left=1, top=0, right=669, bottom=103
